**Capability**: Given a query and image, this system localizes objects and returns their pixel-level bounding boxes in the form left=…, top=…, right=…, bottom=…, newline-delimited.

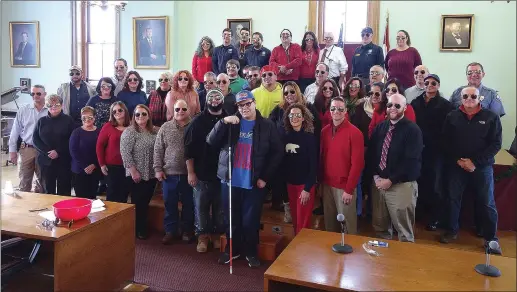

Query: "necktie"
left=379, top=125, right=395, bottom=170
left=320, top=48, right=327, bottom=62
left=148, top=38, right=152, bottom=46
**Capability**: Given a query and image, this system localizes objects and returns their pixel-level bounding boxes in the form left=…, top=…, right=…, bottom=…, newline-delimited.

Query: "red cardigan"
left=96, top=122, right=124, bottom=166
left=368, top=104, right=416, bottom=138
left=269, top=43, right=303, bottom=81
left=320, top=120, right=365, bottom=194
left=299, top=50, right=319, bottom=79
left=192, top=53, right=213, bottom=83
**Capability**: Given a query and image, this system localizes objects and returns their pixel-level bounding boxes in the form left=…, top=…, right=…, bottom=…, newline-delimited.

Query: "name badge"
left=367, top=49, right=373, bottom=55
left=355, top=54, right=361, bottom=56
left=479, top=121, right=486, bottom=124
left=261, top=51, right=266, bottom=56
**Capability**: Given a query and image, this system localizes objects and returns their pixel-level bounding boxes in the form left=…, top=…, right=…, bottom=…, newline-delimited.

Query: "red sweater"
left=192, top=53, right=213, bottom=83
left=368, top=104, right=416, bottom=138
left=385, top=47, right=422, bottom=89
left=299, top=50, right=319, bottom=79
left=96, top=122, right=124, bottom=166
left=269, top=43, right=303, bottom=81
left=320, top=120, right=365, bottom=194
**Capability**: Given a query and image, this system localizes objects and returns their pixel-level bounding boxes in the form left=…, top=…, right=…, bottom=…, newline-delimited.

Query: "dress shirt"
left=318, top=45, right=348, bottom=78
left=304, top=82, right=318, bottom=104
left=8, top=103, right=48, bottom=152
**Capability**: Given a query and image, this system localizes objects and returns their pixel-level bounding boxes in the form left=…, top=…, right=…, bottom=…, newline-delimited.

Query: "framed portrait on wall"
left=440, top=14, right=474, bottom=52
left=133, top=16, right=169, bottom=69
left=9, top=21, right=40, bottom=67
left=227, top=18, right=252, bottom=47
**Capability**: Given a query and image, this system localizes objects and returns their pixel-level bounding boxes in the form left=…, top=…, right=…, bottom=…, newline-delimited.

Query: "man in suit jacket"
left=14, top=32, right=34, bottom=65
left=443, top=22, right=468, bottom=48
left=138, top=27, right=165, bottom=66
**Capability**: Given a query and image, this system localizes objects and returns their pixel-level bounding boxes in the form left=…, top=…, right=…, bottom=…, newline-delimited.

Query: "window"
left=324, top=1, right=367, bottom=43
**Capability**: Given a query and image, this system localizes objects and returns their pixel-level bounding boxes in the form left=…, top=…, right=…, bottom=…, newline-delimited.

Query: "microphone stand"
left=474, top=243, right=501, bottom=277
left=332, top=219, right=353, bottom=254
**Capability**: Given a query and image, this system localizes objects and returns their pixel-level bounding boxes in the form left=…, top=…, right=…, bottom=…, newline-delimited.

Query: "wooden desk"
left=264, top=229, right=516, bottom=291
left=1, top=192, right=135, bottom=291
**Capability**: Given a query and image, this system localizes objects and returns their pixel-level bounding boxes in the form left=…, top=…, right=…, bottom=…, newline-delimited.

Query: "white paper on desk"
left=90, top=207, right=106, bottom=213
left=39, top=210, right=57, bottom=221
left=91, top=199, right=105, bottom=209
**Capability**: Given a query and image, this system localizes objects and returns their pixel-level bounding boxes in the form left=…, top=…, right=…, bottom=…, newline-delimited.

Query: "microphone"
left=474, top=241, right=501, bottom=277
left=332, top=214, right=353, bottom=254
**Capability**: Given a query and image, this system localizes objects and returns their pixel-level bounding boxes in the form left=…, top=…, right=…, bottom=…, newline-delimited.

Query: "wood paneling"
left=367, top=0, right=381, bottom=44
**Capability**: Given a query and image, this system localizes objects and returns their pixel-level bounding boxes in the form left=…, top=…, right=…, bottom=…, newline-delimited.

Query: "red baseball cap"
left=260, top=65, right=278, bottom=76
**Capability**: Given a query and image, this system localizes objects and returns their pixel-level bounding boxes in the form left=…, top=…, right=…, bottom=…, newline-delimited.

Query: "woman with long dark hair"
left=298, top=31, right=320, bottom=93
left=117, top=70, right=147, bottom=116
left=313, top=78, right=340, bottom=129
left=342, top=77, right=366, bottom=120
left=385, top=30, right=422, bottom=89
left=192, top=36, right=215, bottom=92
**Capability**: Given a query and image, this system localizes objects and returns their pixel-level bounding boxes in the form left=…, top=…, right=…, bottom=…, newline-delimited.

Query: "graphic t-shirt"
left=232, top=119, right=255, bottom=189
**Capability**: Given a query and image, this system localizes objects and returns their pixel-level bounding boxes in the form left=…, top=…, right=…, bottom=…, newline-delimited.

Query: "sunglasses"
left=368, top=91, right=381, bottom=97
left=69, top=72, right=81, bottom=76
left=175, top=107, right=188, bottom=112
left=361, top=33, right=371, bottom=37
left=386, top=103, right=402, bottom=109
left=30, top=92, right=42, bottom=96
left=81, top=116, right=94, bottom=121
left=226, top=65, right=238, bottom=70
left=323, top=86, right=334, bottom=91
left=158, top=78, right=169, bottom=83
left=178, top=77, right=189, bottom=82
left=112, top=108, right=124, bottom=114
left=262, top=72, right=274, bottom=78
left=101, top=84, right=112, bottom=89
left=370, top=71, right=382, bottom=76
left=207, top=95, right=222, bottom=102
left=315, top=70, right=327, bottom=75
left=305, top=38, right=314, bottom=42
left=414, top=70, right=426, bottom=75
left=284, top=90, right=296, bottom=96
left=205, top=81, right=215, bottom=85
left=115, top=66, right=125, bottom=69
left=249, top=73, right=259, bottom=78
left=237, top=101, right=253, bottom=108
left=134, top=112, right=148, bottom=118
left=288, top=113, right=303, bottom=119
left=462, top=94, right=478, bottom=100
left=396, top=36, right=407, bottom=40
left=324, top=37, right=333, bottom=40
left=216, top=80, right=228, bottom=85
left=349, top=84, right=361, bottom=89
left=127, top=78, right=139, bottom=82
left=424, top=81, right=437, bottom=86
left=47, top=103, right=62, bottom=108
left=385, top=87, right=398, bottom=93
left=467, top=70, right=483, bottom=76
left=330, top=106, right=345, bottom=112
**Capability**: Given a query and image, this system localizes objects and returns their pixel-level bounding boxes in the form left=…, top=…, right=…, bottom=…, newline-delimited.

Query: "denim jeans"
left=446, top=164, right=498, bottom=241
left=162, top=174, right=194, bottom=234
left=221, top=183, right=266, bottom=257
left=193, top=180, right=224, bottom=236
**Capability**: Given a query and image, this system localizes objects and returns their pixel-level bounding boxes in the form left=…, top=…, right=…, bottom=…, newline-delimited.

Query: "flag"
left=382, top=11, right=390, bottom=56
left=337, top=21, right=344, bottom=48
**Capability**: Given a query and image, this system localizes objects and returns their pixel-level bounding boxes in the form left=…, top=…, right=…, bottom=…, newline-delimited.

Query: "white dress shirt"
left=304, top=82, right=319, bottom=104
left=8, top=103, right=48, bottom=152
left=318, top=45, right=348, bottom=78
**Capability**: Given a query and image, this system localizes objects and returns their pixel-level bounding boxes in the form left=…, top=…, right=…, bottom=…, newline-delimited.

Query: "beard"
left=208, top=102, right=223, bottom=112
left=389, top=111, right=404, bottom=121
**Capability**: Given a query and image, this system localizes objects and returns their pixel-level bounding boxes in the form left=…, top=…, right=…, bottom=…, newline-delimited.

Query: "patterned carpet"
left=135, top=234, right=270, bottom=291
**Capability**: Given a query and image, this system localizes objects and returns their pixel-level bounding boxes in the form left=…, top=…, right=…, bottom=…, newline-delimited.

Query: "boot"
left=211, top=234, right=221, bottom=250
left=197, top=234, right=209, bottom=253
left=284, top=202, right=292, bottom=223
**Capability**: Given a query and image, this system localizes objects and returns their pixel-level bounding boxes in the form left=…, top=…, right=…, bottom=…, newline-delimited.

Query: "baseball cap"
left=424, top=74, right=440, bottom=83
left=69, top=65, right=82, bottom=73
left=361, top=27, right=373, bottom=35
left=235, top=90, right=255, bottom=104
left=260, top=65, right=278, bottom=76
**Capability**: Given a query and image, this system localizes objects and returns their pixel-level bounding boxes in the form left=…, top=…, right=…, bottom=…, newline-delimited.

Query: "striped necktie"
left=379, top=125, right=395, bottom=170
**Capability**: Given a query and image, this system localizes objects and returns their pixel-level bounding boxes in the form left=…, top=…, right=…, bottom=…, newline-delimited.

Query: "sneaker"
left=217, top=252, right=240, bottom=265
left=486, top=241, right=503, bottom=255
left=284, top=202, right=292, bottom=223
left=162, top=232, right=174, bottom=245
left=197, top=234, right=209, bottom=253
left=439, top=232, right=458, bottom=244
left=246, top=256, right=261, bottom=268
left=211, top=234, right=221, bottom=250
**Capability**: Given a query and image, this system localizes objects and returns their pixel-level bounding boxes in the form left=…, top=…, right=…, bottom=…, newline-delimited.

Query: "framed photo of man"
left=133, top=16, right=169, bottom=69
left=9, top=21, right=40, bottom=67
left=227, top=18, right=252, bottom=48
left=440, top=14, right=474, bottom=52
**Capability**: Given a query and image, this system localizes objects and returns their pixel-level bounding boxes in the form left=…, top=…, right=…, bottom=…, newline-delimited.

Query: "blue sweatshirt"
left=117, top=90, right=147, bottom=115
left=243, top=46, right=271, bottom=68
left=212, top=44, right=239, bottom=75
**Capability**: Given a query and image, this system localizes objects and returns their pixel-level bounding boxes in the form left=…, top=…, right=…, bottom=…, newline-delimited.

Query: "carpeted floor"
left=134, top=234, right=270, bottom=292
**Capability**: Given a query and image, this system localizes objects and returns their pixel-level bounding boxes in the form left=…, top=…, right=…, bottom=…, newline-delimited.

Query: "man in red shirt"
left=320, top=97, right=364, bottom=234
left=269, top=29, right=303, bottom=84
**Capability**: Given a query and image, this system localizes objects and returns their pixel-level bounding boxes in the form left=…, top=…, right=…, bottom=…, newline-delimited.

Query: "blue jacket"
left=212, top=44, right=239, bottom=75
left=243, top=46, right=271, bottom=68
left=351, top=42, right=384, bottom=77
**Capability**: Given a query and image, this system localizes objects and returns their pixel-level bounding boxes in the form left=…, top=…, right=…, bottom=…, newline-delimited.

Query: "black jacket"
left=442, top=108, right=502, bottom=168
left=32, top=112, right=75, bottom=166
left=207, top=110, right=283, bottom=185
left=367, top=118, right=423, bottom=184
left=411, top=92, right=454, bottom=152
left=184, top=109, right=227, bottom=181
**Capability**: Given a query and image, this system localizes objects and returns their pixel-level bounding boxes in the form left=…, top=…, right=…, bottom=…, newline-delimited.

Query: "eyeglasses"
left=81, top=116, right=94, bottom=121
left=288, top=113, right=303, bottom=119
left=226, top=65, right=238, bottom=70
left=112, top=108, right=124, bottom=114
left=424, top=81, right=437, bottom=86
left=262, top=72, right=274, bottom=78
left=396, top=36, right=407, bottom=40
left=368, top=91, right=381, bottom=97
left=101, top=84, right=112, bottom=89
left=315, top=70, right=327, bottom=75
left=462, top=94, right=478, bottom=100
left=370, top=71, right=382, bottom=76
left=158, top=78, right=169, bottom=83
left=237, top=101, right=253, bottom=109
left=47, top=103, right=62, bottom=108
left=349, top=84, right=361, bottom=89
left=178, top=77, right=189, bottom=82
left=467, top=70, right=483, bottom=76
left=69, top=72, right=81, bottom=76
left=305, top=38, right=314, bottom=42
left=207, top=95, right=222, bottom=102
left=134, top=112, right=148, bottom=118
left=414, top=70, right=426, bottom=75
left=30, top=92, right=42, bottom=96
left=216, top=80, right=228, bottom=85
left=361, top=33, right=371, bottom=37
left=175, top=107, right=188, bottom=112
left=386, top=103, right=402, bottom=109
left=322, top=86, right=334, bottom=91
left=127, top=78, right=139, bottom=82
left=330, top=106, right=345, bottom=112
left=283, top=90, right=296, bottom=96
left=385, top=87, right=398, bottom=93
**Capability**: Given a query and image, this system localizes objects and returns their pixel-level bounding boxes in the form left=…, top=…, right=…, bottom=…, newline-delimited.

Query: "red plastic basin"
left=53, top=198, right=92, bottom=222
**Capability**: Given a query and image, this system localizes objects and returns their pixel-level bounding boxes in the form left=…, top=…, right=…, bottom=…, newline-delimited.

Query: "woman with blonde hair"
left=147, top=71, right=173, bottom=126
left=121, top=104, right=158, bottom=239
left=165, top=70, right=200, bottom=120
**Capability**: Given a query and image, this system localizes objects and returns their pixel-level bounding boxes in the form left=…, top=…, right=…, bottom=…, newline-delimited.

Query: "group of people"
left=8, top=26, right=508, bottom=270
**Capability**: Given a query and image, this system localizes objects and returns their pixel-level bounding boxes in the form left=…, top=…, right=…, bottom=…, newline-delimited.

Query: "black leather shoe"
left=137, top=231, right=148, bottom=240
left=426, top=221, right=439, bottom=231
left=476, top=230, right=484, bottom=238
left=439, top=232, right=458, bottom=244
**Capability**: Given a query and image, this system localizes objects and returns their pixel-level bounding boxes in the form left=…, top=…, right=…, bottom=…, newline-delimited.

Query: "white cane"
left=228, top=144, right=233, bottom=275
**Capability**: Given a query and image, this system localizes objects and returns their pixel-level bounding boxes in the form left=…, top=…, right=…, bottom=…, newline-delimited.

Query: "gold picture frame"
left=133, top=16, right=169, bottom=69
left=440, top=14, right=474, bottom=52
left=9, top=21, right=40, bottom=68
left=227, top=18, right=252, bottom=47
